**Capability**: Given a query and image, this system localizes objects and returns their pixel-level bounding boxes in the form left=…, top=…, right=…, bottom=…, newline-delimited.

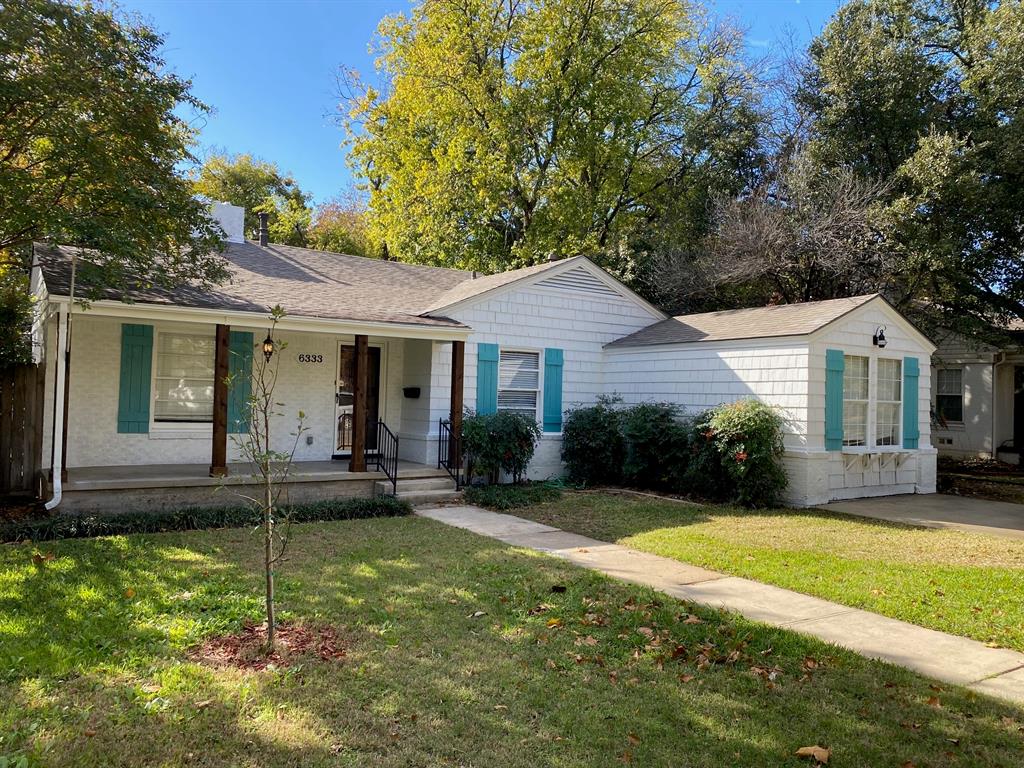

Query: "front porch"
left=42, top=308, right=469, bottom=512
left=58, top=460, right=454, bottom=514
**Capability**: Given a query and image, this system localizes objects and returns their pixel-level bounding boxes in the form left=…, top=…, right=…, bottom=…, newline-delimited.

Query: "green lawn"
left=2, top=517, right=1023, bottom=767
left=512, top=491, right=1024, bottom=653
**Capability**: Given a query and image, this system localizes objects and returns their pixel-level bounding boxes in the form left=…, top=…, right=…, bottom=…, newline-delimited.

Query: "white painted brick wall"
left=59, top=315, right=408, bottom=468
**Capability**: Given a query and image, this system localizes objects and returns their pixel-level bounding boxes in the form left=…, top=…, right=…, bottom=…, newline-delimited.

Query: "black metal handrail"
left=438, top=418, right=463, bottom=489
left=375, top=420, right=399, bottom=496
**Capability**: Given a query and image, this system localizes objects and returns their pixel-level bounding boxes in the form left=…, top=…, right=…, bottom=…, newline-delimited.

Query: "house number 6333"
left=297, top=354, right=324, bottom=364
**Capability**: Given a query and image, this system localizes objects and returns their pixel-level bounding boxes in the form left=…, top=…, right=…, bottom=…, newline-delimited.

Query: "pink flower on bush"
left=734, top=451, right=748, bottom=463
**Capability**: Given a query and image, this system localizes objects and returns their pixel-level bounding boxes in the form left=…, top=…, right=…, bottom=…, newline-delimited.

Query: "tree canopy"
left=797, top=0, right=1024, bottom=326
left=342, top=0, right=763, bottom=277
left=0, top=0, right=227, bottom=296
left=192, top=153, right=312, bottom=246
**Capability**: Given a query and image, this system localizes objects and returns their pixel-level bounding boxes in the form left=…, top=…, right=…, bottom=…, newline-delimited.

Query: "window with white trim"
left=935, top=368, right=963, bottom=423
left=842, top=355, right=869, bottom=446
left=875, top=358, right=902, bottom=446
left=497, top=349, right=540, bottom=420
left=153, top=332, right=215, bottom=423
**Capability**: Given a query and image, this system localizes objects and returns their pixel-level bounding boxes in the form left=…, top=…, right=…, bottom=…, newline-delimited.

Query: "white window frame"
left=496, top=347, right=542, bottom=424
left=874, top=357, right=902, bottom=447
left=150, top=326, right=217, bottom=433
left=935, top=367, right=964, bottom=425
left=842, top=354, right=869, bottom=447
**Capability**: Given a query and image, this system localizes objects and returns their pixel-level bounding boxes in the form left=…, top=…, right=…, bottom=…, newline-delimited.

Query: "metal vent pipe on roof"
left=257, top=211, right=269, bottom=246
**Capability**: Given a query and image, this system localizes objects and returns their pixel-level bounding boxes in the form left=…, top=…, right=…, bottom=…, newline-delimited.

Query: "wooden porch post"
left=349, top=334, right=369, bottom=472
left=450, top=340, right=465, bottom=468
left=210, top=323, right=230, bottom=477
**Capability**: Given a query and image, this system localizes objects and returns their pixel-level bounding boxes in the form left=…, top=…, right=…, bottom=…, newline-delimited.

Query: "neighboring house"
left=930, top=324, right=1023, bottom=465
left=31, top=203, right=936, bottom=511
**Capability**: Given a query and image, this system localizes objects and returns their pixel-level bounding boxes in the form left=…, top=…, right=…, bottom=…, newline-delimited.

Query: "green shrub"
left=685, top=411, right=732, bottom=500
left=561, top=395, right=624, bottom=486
left=690, top=399, right=787, bottom=507
left=461, top=410, right=541, bottom=484
left=464, top=481, right=562, bottom=510
left=0, top=495, right=411, bottom=543
left=620, top=402, right=689, bottom=490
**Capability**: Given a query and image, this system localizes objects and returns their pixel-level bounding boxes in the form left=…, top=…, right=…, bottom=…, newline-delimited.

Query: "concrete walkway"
left=824, top=493, right=1024, bottom=540
left=417, top=504, right=1024, bottom=706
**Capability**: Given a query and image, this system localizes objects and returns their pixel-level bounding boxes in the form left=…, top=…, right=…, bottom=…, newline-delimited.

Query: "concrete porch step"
left=376, top=475, right=461, bottom=506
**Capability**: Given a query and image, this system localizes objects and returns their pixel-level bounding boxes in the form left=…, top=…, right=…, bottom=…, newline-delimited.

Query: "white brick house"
left=32, top=203, right=936, bottom=511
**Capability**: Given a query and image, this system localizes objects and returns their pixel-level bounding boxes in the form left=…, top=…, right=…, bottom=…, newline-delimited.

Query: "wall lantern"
left=872, top=326, right=887, bottom=348
left=262, top=331, right=275, bottom=361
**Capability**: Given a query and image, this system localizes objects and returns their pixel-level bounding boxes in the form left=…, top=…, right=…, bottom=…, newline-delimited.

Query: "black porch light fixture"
left=872, top=325, right=887, bottom=348
left=262, top=331, right=275, bottom=361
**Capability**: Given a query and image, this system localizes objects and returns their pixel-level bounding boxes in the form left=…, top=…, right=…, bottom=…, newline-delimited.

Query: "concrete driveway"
left=823, top=493, right=1024, bottom=539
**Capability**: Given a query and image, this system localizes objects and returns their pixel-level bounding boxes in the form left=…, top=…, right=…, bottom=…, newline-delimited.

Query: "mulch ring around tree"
left=190, top=620, right=348, bottom=671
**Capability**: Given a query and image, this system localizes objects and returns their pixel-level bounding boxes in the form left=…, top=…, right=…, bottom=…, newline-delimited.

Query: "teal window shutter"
left=117, top=324, right=153, bottom=433
left=476, top=343, right=498, bottom=415
left=903, top=356, right=920, bottom=449
left=542, top=348, right=564, bottom=432
left=227, top=331, right=254, bottom=433
left=824, top=349, right=845, bottom=451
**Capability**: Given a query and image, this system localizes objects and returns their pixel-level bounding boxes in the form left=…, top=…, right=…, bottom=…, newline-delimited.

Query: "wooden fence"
left=0, top=364, right=45, bottom=495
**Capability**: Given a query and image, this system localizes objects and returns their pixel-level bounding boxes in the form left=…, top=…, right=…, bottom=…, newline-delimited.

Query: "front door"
left=335, top=344, right=381, bottom=457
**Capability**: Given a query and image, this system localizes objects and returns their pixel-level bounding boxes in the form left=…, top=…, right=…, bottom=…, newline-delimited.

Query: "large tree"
left=307, top=193, right=375, bottom=257
left=0, top=0, right=227, bottom=298
left=797, top=0, right=1024, bottom=326
left=342, top=0, right=762, bottom=276
left=192, top=153, right=312, bottom=246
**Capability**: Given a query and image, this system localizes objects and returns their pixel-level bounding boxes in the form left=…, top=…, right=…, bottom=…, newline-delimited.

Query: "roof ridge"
left=671, top=293, right=878, bottom=321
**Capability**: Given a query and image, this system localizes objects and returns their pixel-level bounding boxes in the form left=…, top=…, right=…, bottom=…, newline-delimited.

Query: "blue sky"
left=122, top=0, right=842, bottom=204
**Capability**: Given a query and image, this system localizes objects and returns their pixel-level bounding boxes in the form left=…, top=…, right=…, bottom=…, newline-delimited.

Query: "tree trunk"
left=265, top=476, right=276, bottom=649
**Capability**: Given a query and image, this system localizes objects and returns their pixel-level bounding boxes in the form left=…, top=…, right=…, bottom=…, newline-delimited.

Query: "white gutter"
left=45, top=301, right=69, bottom=510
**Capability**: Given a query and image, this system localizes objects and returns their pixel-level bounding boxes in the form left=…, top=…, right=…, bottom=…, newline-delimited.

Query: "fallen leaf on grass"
left=682, top=615, right=703, bottom=625
left=83, top=729, right=97, bottom=738
left=124, top=588, right=136, bottom=599
left=196, top=699, right=212, bottom=710
left=795, top=745, right=831, bottom=763
left=546, top=617, right=564, bottom=628
left=468, top=611, right=487, bottom=619
left=926, top=696, right=942, bottom=708
left=679, top=674, right=694, bottom=683
left=900, top=761, right=916, bottom=768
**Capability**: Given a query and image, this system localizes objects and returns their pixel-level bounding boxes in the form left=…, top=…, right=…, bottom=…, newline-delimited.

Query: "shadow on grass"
left=1, top=518, right=1022, bottom=767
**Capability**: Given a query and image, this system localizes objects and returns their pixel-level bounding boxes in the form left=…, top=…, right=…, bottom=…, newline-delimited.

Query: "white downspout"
left=45, top=301, right=69, bottom=510
left=992, top=351, right=1006, bottom=460
left=44, top=250, right=76, bottom=511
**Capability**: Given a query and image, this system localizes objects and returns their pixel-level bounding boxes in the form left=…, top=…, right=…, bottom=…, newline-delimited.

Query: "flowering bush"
left=689, top=399, right=787, bottom=507
left=461, top=410, right=541, bottom=484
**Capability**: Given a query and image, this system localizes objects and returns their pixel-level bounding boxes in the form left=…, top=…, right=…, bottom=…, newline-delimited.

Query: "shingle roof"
left=35, top=241, right=478, bottom=329
left=421, top=258, right=576, bottom=313
left=606, top=294, right=879, bottom=348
